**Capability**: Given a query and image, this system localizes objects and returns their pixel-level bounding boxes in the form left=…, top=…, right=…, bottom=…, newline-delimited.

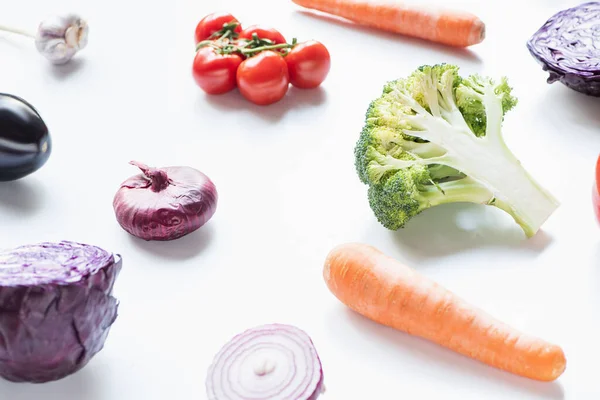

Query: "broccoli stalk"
left=355, top=64, right=559, bottom=237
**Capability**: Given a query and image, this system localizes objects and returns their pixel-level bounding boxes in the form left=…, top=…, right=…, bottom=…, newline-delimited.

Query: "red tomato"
left=239, top=25, right=287, bottom=44
left=236, top=51, right=289, bottom=105
left=594, top=155, right=600, bottom=224
left=195, top=13, right=242, bottom=43
left=192, top=47, right=243, bottom=95
left=285, top=40, right=331, bottom=89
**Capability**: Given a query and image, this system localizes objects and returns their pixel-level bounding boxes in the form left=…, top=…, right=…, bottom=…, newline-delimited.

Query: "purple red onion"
left=206, top=323, right=325, bottom=400
left=113, top=161, right=218, bottom=241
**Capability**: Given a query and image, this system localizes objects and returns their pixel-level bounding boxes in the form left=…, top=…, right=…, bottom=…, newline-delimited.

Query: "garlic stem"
left=0, top=24, right=35, bottom=39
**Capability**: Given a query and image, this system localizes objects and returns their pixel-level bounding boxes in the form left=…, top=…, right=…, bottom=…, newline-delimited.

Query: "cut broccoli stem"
left=394, top=101, right=558, bottom=237
left=416, top=171, right=557, bottom=237
left=416, top=177, right=495, bottom=210
left=367, top=150, right=455, bottom=184
left=476, top=154, right=558, bottom=237
left=458, top=84, right=559, bottom=237
left=391, top=138, right=446, bottom=158
left=428, top=164, right=464, bottom=180
left=447, top=139, right=559, bottom=237
left=482, top=86, right=503, bottom=143
left=376, top=154, right=450, bottom=169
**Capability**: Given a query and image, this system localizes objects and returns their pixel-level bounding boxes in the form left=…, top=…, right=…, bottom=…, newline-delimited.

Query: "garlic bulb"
left=34, top=14, right=89, bottom=64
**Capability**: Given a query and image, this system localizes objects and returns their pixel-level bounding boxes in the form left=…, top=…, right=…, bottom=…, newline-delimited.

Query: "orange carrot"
left=292, top=0, right=486, bottom=47
left=323, top=243, right=566, bottom=381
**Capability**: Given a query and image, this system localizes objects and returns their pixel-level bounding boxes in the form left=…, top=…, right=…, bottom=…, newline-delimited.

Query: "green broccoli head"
left=354, top=63, right=559, bottom=237
left=455, top=74, right=518, bottom=136
left=366, top=166, right=429, bottom=231
left=367, top=165, right=496, bottom=231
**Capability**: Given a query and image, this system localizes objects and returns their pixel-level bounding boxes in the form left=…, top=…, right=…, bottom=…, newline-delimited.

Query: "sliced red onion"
left=206, top=324, right=325, bottom=400
left=113, top=161, right=218, bottom=241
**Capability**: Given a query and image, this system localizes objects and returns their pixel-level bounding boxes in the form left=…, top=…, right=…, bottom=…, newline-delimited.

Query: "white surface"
left=0, top=0, right=599, bottom=398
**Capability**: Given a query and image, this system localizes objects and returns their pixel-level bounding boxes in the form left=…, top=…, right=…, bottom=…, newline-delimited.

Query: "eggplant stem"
left=0, top=24, right=36, bottom=39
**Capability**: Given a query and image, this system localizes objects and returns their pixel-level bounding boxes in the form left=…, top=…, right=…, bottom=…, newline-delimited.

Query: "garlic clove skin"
left=36, top=38, right=75, bottom=64
left=35, top=14, right=89, bottom=65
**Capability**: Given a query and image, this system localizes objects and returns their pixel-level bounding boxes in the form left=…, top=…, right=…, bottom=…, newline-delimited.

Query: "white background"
left=0, top=0, right=599, bottom=398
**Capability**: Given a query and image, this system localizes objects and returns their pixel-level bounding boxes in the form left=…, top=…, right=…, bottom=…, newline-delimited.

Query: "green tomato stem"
left=241, top=43, right=293, bottom=55
left=209, top=21, right=240, bottom=40
left=196, top=40, right=220, bottom=51
left=195, top=34, right=300, bottom=58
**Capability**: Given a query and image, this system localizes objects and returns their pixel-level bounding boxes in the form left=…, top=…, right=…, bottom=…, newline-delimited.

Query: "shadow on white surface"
left=0, top=368, right=101, bottom=400
left=47, top=58, right=87, bottom=81
left=592, top=243, right=600, bottom=303
left=382, top=203, right=552, bottom=260
left=127, top=222, right=214, bottom=260
left=0, top=179, right=45, bottom=215
left=334, top=307, right=565, bottom=399
left=566, top=91, right=600, bottom=126
left=536, top=84, right=600, bottom=127
left=0, top=35, right=29, bottom=50
left=292, top=10, right=484, bottom=65
left=201, top=86, right=328, bottom=123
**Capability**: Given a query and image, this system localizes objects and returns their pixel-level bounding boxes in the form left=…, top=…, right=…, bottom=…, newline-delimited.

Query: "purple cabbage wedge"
left=527, top=2, right=600, bottom=96
left=0, top=241, right=122, bottom=383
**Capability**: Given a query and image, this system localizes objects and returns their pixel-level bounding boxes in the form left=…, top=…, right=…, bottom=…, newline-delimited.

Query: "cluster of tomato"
left=192, top=12, right=331, bottom=106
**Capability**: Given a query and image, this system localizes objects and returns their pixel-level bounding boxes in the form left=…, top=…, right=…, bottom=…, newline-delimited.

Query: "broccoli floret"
left=354, top=63, right=559, bottom=237
left=368, top=167, right=496, bottom=230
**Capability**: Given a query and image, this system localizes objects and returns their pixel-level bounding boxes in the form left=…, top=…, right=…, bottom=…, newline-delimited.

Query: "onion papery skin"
left=0, top=241, right=122, bottom=383
left=206, top=323, right=325, bottom=400
left=527, top=2, right=600, bottom=96
left=113, top=162, right=218, bottom=241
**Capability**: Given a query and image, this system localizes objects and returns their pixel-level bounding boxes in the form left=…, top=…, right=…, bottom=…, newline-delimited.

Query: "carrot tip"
left=467, top=19, right=486, bottom=46
left=551, top=350, right=567, bottom=380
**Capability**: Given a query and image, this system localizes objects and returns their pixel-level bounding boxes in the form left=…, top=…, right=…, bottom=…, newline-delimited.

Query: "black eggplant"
left=0, top=93, right=51, bottom=181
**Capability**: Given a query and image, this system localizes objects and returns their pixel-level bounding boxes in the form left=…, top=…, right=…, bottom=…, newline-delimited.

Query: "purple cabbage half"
left=527, top=2, right=600, bottom=96
left=0, top=241, right=122, bottom=383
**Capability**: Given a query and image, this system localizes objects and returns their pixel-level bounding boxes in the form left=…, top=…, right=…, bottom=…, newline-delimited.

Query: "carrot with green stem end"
left=292, top=0, right=485, bottom=47
left=323, top=243, right=566, bottom=381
